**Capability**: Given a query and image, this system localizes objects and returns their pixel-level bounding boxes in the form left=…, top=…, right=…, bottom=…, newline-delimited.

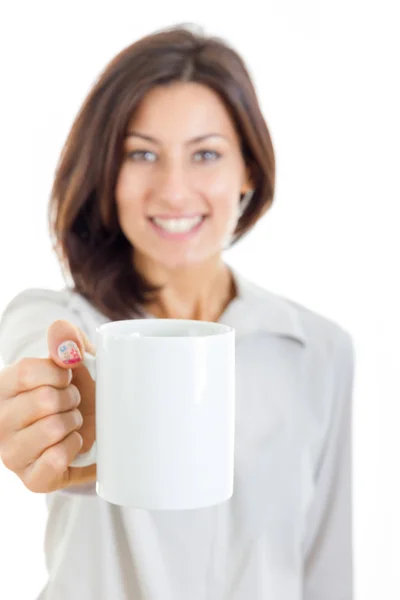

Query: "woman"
left=0, top=25, right=354, bottom=600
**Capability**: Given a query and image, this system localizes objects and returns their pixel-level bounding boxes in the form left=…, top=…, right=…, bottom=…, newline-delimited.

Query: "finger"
left=3, top=384, right=81, bottom=435
left=21, top=431, right=85, bottom=493
left=0, top=357, right=72, bottom=400
left=47, top=320, right=96, bottom=369
left=0, top=409, right=83, bottom=472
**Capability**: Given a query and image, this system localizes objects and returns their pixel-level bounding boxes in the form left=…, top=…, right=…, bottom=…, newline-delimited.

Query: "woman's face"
left=115, top=82, right=252, bottom=272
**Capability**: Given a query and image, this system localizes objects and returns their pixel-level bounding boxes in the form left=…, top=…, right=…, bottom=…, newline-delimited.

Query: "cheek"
left=115, top=169, right=144, bottom=225
left=212, top=198, right=238, bottom=231
left=204, top=177, right=240, bottom=231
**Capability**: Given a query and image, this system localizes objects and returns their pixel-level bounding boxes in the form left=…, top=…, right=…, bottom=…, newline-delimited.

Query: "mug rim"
left=97, top=318, right=234, bottom=339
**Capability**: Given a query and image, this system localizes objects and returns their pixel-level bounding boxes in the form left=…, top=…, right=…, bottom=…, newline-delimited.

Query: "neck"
left=135, top=254, right=236, bottom=321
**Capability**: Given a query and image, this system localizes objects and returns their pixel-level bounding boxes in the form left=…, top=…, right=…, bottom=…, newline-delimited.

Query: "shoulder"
left=0, top=288, right=76, bottom=331
left=285, top=295, right=355, bottom=369
left=236, top=273, right=356, bottom=402
left=276, top=294, right=355, bottom=415
left=0, top=287, right=95, bottom=323
left=0, top=287, right=107, bottom=358
left=237, top=272, right=354, bottom=371
left=1, top=287, right=74, bottom=313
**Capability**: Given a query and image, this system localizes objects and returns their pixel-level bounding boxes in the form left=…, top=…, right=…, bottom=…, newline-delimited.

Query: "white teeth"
left=152, top=216, right=203, bottom=233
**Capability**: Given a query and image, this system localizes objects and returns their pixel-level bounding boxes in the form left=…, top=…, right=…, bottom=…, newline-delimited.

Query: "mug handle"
left=70, top=352, right=97, bottom=468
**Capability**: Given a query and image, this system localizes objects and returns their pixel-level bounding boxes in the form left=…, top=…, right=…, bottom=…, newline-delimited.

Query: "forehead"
left=126, top=82, right=238, bottom=139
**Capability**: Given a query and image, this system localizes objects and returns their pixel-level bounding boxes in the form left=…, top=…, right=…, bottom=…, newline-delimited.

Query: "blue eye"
left=193, top=150, right=221, bottom=162
left=128, top=150, right=157, bottom=162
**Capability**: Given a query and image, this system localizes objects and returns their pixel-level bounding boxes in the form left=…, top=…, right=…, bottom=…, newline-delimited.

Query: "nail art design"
left=58, top=341, right=82, bottom=364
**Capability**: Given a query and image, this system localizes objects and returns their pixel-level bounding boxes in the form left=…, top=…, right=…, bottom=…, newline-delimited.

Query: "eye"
left=127, top=150, right=157, bottom=162
left=193, top=150, right=221, bottom=163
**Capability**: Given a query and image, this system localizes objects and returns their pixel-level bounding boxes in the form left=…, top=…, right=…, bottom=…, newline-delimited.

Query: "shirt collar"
left=68, top=268, right=307, bottom=345
left=220, top=267, right=308, bottom=345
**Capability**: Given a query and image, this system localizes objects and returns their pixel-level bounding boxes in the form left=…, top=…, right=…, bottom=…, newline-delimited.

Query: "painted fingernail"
left=57, top=341, right=82, bottom=364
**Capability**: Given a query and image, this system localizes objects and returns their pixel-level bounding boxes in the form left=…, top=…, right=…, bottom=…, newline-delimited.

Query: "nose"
left=153, top=158, right=191, bottom=209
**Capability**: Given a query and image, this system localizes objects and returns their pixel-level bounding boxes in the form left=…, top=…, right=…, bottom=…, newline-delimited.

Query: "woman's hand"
left=0, top=320, right=96, bottom=493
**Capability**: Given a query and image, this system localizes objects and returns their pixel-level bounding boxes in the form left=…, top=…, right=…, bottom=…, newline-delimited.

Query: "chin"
left=151, top=248, right=216, bottom=272
left=157, top=257, right=204, bottom=271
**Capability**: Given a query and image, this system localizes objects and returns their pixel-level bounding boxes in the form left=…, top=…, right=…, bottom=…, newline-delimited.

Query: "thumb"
left=47, top=319, right=96, bottom=369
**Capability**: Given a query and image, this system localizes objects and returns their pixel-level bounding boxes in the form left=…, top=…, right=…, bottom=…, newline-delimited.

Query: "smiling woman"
left=48, top=26, right=274, bottom=321
left=0, top=22, right=355, bottom=600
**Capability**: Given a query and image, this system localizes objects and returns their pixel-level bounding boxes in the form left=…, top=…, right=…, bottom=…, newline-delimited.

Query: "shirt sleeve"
left=302, top=330, right=355, bottom=600
left=0, top=289, right=87, bottom=365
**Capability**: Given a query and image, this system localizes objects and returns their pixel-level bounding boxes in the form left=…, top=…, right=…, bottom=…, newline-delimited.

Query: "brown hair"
left=49, top=24, right=276, bottom=320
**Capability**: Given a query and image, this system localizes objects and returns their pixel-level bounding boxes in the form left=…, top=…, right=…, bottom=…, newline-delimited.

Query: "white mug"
left=70, top=318, right=235, bottom=510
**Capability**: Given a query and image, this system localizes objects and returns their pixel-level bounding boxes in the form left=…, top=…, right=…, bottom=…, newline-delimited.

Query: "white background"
left=0, top=1, right=399, bottom=598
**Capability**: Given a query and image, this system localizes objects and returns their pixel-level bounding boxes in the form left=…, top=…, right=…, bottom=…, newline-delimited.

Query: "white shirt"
left=0, top=270, right=354, bottom=600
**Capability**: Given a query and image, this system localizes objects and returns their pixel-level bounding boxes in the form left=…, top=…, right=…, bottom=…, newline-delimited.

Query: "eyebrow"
left=125, top=131, right=228, bottom=145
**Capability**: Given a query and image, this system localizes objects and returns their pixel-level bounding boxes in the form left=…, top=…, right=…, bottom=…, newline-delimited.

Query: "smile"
left=148, top=215, right=207, bottom=239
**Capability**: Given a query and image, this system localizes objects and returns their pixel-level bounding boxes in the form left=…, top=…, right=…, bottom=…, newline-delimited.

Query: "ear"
left=240, top=165, right=254, bottom=196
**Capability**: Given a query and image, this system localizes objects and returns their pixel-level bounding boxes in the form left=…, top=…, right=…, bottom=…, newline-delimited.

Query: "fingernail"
left=57, top=341, right=82, bottom=364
